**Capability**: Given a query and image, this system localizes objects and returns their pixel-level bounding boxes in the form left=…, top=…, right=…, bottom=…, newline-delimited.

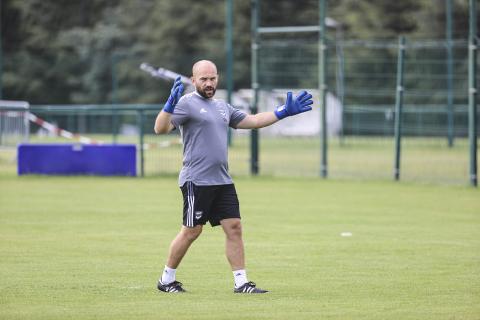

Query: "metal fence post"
left=250, top=0, right=259, bottom=175
left=319, top=0, right=328, bottom=178
left=137, top=109, right=145, bottom=177
left=468, top=0, right=477, bottom=187
left=446, top=0, right=455, bottom=147
left=0, top=1, right=3, bottom=100
left=394, top=36, right=406, bottom=181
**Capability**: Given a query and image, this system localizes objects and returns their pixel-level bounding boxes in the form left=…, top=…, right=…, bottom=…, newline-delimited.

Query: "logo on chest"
left=217, top=108, right=228, bottom=123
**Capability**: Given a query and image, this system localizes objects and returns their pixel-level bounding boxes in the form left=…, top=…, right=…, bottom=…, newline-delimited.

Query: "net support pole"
left=0, top=0, right=3, bottom=100
left=226, top=0, right=233, bottom=146
left=319, top=0, right=328, bottom=178
left=446, top=0, right=454, bottom=147
left=394, top=36, right=406, bottom=181
left=250, top=0, right=259, bottom=175
left=468, top=0, right=477, bottom=187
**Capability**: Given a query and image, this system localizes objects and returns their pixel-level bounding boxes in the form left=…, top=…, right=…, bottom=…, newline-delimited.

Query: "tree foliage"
left=1, top=0, right=476, bottom=104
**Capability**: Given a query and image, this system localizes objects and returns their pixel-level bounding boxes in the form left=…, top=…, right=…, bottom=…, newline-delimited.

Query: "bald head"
left=192, top=60, right=217, bottom=77
left=191, top=60, right=219, bottom=99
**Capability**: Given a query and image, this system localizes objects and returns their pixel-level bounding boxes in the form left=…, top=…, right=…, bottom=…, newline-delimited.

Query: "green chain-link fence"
left=1, top=37, right=478, bottom=184
left=255, top=37, right=478, bottom=184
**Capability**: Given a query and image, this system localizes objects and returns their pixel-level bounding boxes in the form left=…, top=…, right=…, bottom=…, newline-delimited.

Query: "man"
left=154, top=60, right=313, bottom=294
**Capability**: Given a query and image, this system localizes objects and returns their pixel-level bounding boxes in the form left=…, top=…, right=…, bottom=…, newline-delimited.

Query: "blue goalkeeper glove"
left=163, top=76, right=184, bottom=114
left=274, top=90, right=313, bottom=120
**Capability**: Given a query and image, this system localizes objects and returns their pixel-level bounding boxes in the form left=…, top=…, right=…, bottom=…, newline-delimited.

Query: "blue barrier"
left=18, top=144, right=136, bottom=176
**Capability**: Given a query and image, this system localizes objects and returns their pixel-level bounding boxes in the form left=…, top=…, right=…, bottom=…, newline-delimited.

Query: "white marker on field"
left=340, top=232, right=353, bottom=237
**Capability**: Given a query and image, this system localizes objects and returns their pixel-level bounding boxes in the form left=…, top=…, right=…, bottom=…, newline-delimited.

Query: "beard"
left=197, top=85, right=216, bottom=99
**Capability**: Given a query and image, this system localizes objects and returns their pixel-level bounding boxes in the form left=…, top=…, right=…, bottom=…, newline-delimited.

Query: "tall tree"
left=1, top=0, right=475, bottom=104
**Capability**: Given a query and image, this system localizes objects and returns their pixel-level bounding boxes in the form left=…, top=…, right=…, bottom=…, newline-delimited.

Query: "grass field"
left=1, top=170, right=479, bottom=319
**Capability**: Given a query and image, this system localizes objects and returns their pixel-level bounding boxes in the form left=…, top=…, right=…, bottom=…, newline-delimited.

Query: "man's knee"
left=223, top=219, right=242, bottom=239
left=181, top=225, right=203, bottom=242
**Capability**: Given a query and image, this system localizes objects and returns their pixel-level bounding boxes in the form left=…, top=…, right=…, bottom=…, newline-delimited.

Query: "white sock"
left=160, top=265, right=176, bottom=285
left=233, top=269, right=248, bottom=288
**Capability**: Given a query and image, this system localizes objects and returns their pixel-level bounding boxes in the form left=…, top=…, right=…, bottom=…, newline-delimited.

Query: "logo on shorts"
left=195, top=211, right=203, bottom=220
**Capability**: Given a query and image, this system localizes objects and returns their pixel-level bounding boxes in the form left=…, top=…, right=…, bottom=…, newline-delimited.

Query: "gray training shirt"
left=171, top=92, right=247, bottom=186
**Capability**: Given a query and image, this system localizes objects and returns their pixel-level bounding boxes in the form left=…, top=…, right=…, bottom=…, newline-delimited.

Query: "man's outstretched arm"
left=236, top=91, right=314, bottom=130
left=236, top=111, right=279, bottom=129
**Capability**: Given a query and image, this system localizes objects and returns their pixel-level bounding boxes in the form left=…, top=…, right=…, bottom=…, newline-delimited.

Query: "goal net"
left=0, top=100, right=30, bottom=148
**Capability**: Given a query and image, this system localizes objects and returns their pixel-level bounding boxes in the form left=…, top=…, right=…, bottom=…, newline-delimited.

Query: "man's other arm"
left=154, top=111, right=175, bottom=134
left=154, top=77, right=184, bottom=134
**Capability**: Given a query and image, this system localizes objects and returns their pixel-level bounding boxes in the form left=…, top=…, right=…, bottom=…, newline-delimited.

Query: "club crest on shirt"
left=217, top=108, right=228, bottom=123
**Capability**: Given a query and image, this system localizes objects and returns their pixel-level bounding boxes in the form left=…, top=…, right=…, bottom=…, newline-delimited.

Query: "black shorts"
left=180, top=182, right=241, bottom=227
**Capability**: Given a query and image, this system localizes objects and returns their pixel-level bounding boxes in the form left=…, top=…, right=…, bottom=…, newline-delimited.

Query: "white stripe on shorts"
left=186, top=182, right=191, bottom=227
left=187, top=182, right=195, bottom=227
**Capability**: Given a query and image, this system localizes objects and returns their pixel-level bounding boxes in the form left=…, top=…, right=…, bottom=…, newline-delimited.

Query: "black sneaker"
left=157, top=280, right=186, bottom=293
left=234, top=281, right=268, bottom=294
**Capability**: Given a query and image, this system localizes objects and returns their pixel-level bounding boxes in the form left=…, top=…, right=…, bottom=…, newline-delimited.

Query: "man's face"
left=191, top=64, right=218, bottom=99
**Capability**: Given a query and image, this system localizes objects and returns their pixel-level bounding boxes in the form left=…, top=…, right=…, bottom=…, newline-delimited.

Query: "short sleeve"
left=170, top=98, right=189, bottom=128
left=227, top=104, right=247, bottom=129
